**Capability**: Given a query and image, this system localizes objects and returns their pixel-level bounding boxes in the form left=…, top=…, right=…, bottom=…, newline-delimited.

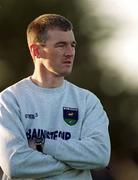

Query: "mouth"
left=62, top=58, right=73, bottom=66
left=63, top=60, right=72, bottom=65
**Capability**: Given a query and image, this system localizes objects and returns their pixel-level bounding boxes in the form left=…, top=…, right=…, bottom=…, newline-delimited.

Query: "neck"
left=31, top=75, right=64, bottom=88
left=31, top=65, right=64, bottom=88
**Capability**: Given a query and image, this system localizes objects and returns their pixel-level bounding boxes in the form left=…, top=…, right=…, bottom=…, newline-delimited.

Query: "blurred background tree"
left=0, top=0, right=138, bottom=179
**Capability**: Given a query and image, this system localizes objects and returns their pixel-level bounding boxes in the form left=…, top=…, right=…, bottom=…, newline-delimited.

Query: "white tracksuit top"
left=0, top=77, right=110, bottom=180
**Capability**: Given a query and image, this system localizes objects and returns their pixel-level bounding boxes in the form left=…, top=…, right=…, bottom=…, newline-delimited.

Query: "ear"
left=30, top=44, right=41, bottom=58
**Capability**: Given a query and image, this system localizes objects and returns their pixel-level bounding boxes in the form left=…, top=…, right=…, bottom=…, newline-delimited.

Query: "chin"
left=59, top=70, right=72, bottom=77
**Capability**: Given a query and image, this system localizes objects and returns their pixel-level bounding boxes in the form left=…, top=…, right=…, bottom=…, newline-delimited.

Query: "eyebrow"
left=55, top=41, right=77, bottom=46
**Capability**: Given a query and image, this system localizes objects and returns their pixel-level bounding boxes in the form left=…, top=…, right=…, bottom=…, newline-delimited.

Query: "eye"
left=55, top=43, right=66, bottom=48
left=58, top=44, right=65, bottom=47
left=71, top=43, right=76, bottom=48
left=71, top=41, right=77, bottom=48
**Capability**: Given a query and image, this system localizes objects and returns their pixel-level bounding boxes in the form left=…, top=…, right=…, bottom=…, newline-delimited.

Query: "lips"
left=63, top=60, right=72, bottom=64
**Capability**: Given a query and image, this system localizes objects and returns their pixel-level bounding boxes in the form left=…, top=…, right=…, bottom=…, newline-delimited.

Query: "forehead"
left=46, top=29, right=75, bottom=43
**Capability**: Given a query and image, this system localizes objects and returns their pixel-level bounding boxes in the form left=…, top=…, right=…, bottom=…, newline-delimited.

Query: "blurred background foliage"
left=0, top=0, right=138, bottom=179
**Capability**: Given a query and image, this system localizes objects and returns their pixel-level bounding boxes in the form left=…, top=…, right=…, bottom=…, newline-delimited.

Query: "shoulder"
left=66, top=81, right=100, bottom=104
left=0, top=77, right=29, bottom=101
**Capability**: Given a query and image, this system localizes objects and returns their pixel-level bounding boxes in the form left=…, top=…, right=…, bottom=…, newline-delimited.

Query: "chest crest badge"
left=63, top=107, right=78, bottom=126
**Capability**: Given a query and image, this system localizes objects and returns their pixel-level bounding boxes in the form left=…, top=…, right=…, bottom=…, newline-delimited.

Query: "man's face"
left=40, top=29, right=76, bottom=77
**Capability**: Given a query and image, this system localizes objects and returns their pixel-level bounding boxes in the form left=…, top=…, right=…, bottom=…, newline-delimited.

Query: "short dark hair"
left=27, top=14, right=73, bottom=44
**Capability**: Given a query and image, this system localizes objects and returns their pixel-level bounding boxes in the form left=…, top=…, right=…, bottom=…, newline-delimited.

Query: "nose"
left=65, top=45, right=75, bottom=56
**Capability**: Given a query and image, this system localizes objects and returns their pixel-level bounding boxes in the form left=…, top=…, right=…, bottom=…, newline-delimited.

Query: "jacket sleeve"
left=44, top=94, right=111, bottom=170
left=0, top=91, right=70, bottom=179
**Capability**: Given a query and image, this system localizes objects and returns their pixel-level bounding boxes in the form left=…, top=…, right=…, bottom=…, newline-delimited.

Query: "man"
left=0, top=14, right=110, bottom=180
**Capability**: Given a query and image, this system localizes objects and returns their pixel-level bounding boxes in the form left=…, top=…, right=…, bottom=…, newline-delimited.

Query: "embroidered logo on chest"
left=63, top=107, right=78, bottom=126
